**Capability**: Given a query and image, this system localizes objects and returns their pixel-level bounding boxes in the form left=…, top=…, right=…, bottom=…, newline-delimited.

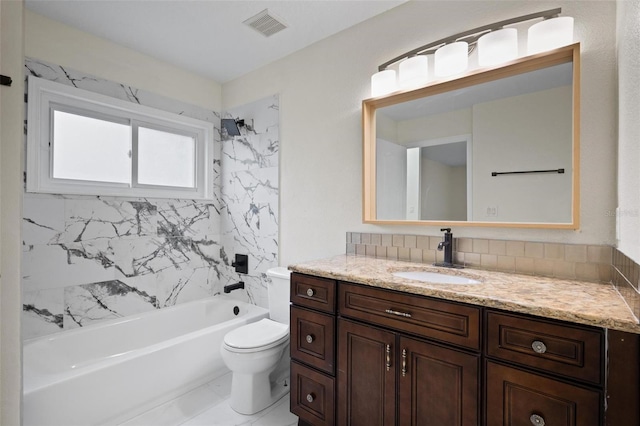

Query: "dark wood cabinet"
left=290, top=273, right=640, bottom=426
left=337, top=319, right=396, bottom=426
left=337, top=319, right=480, bottom=426
left=485, top=361, right=601, bottom=426
left=398, top=336, right=479, bottom=426
left=290, top=274, right=338, bottom=426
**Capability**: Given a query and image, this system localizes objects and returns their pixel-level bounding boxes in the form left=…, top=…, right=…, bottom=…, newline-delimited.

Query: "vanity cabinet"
left=484, top=310, right=605, bottom=425
left=290, top=274, right=337, bottom=426
left=338, top=282, right=480, bottom=426
left=338, top=318, right=479, bottom=425
left=289, top=272, right=640, bottom=426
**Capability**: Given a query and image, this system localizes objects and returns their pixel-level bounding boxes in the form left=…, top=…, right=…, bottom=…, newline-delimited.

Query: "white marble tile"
left=63, top=280, right=157, bottom=328
left=22, top=288, right=64, bottom=339
left=22, top=244, right=116, bottom=291
left=155, top=199, right=221, bottom=239
left=181, top=399, right=259, bottom=426
left=65, top=198, right=158, bottom=241
left=208, top=371, right=233, bottom=399
left=22, top=194, right=65, bottom=247
left=118, top=381, right=224, bottom=426
left=156, top=264, right=216, bottom=308
left=250, top=396, right=297, bottom=426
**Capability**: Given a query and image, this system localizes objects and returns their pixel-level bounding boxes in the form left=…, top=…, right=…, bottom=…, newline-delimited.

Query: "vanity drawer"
left=485, top=361, right=601, bottom=426
left=486, top=310, right=604, bottom=385
left=291, top=273, right=336, bottom=314
left=290, top=306, right=335, bottom=374
left=338, top=282, right=481, bottom=350
left=291, top=361, right=335, bottom=426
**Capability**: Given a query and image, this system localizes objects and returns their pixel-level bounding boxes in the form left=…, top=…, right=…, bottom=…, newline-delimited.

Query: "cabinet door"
left=486, top=361, right=601, bottom=426
left=337, top=319, right=396, bottom=426
left=398, top=336, right=479, bottom=426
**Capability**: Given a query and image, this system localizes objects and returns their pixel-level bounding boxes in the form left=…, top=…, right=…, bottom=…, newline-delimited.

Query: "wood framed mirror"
left=363, top=43, right=580, bottom=228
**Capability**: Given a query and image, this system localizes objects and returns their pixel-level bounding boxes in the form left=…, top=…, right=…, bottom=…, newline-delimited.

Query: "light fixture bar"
left=377, top=8, right=561, bottom=71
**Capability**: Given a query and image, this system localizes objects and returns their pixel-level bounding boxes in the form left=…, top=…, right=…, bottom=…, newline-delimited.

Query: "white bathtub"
left=23, top=296, right=269, bottom=426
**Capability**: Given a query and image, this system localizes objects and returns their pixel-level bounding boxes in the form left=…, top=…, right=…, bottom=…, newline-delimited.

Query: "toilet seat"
left=223, top=318, right=289, bottom=352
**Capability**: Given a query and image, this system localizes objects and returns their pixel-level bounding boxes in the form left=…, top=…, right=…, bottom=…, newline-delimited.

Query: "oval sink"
left=393, top=271, right=481, bottom=285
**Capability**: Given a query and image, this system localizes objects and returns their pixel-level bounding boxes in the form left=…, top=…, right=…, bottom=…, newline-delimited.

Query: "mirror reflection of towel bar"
left=491, top=168, right=565, bottom=177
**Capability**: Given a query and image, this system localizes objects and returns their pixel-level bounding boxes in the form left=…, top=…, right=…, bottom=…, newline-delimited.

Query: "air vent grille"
left=243, top=9, right=287, bottom=37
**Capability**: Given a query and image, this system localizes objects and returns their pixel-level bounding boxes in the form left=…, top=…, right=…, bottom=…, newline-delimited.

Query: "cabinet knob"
left=306, top=393, right=315, bottom=403
left=531, top=340, right=547, bottom=354
left=306, top=288, right=315, bottom=297
left=530, top=414, right=545, bottom=426
left=306, top=334, right=315, bottom=344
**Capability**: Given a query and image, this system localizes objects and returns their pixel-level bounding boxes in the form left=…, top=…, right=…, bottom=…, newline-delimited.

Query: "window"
left=27, top=76, right=214, bottom=200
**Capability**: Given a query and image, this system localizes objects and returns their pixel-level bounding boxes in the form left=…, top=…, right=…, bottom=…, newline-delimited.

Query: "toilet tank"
left=266, top=267, right=291, bottom=324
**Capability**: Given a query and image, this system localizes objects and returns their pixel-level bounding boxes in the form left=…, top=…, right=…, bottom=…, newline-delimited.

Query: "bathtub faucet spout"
left=224, top=281, right=245, bottom=293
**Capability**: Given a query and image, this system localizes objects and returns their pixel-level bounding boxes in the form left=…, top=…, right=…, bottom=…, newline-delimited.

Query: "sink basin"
left=392, top=271, right=481, bottom=285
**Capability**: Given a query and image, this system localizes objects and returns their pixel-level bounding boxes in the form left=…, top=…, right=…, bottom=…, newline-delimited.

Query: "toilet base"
left=229, top=372, right=290, bottom=415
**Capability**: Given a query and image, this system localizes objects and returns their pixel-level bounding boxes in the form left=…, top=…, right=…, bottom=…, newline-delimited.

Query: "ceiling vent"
left=243, top=9, right=287, bottom=37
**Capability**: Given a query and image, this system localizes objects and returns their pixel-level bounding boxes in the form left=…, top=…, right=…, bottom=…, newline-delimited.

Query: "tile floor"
left=120, top=372, right=299, bottom=426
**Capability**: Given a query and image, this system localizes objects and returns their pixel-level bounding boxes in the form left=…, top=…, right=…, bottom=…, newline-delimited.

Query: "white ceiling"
left=25, top=0, right=407, bottom=83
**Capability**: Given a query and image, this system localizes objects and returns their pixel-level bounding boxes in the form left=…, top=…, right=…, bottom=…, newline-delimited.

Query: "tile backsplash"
left=346, top=232, right=612, bottom=283
left=613, top=248, right=640, bottom=320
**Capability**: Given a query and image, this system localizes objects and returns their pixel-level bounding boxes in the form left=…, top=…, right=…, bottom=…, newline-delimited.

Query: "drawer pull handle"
left=305, top=334, right=315, bottom=344
left=306, top=288, right=315, bottom=297
left=531, top=340, right=547, bottom=354
left=306, top=393, right=315, bottom=403
left=385, top=309, right=412, bottom=318
left=401, top=348, right=408, bottom=377
left=385, top=344, right=392, bottom=371
left=530, top=414, right=545, bottom=426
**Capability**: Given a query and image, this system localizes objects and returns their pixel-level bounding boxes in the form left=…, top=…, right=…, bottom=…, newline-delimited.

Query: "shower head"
left=221, top=118, right=244, bottom=137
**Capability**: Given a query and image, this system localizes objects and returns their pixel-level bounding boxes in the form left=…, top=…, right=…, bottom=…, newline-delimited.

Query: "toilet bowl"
left=220, top=267, right=292, bottom=415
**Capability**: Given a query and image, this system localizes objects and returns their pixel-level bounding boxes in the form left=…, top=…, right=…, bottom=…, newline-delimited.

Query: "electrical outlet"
left=485, top=206, right=498, bottom=217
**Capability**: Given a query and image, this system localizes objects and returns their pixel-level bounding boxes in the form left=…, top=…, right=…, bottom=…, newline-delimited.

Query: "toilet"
left=220, top=266, right=291, bottom=415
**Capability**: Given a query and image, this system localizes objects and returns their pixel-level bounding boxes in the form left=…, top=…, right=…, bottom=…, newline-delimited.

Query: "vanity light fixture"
left=371, top=69, right=397, bottom=97
left=398, top=55, right=429, bottom=89
left=370, top=8, right=573, bottom=96
left=527, top=16, right=574, bottom=55
left=477, top=28, right=518, bottom=67
left=434, top=41, right=469, bottom=77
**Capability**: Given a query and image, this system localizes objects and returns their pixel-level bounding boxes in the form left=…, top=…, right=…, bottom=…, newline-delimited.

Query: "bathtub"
left=23, top=296, right=269, bottom=426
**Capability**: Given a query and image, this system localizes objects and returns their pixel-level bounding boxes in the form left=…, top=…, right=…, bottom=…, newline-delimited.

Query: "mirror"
left=363, top=43, right=580, bottom=228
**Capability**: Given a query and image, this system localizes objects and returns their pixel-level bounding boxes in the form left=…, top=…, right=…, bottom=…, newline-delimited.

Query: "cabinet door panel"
left=399, top=336, right=479, bottom=426
left=291, top=361, right=335, bottom=426
left=291, top=306, right=335, bottom=374
left=486, top=361, right=601, bottom=426
left=338, top=319, right=396, bottom=426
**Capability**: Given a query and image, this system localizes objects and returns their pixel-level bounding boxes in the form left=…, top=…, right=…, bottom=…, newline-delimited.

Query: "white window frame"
left=27, top=76, right=214, bottom=200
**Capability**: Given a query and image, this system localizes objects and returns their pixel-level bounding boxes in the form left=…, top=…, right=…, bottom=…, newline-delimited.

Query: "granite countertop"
left=289, top=254, right=640, bottom=334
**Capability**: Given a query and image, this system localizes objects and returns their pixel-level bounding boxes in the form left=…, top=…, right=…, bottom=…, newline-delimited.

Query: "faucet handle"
left=440, top=228, right=452, bottom=233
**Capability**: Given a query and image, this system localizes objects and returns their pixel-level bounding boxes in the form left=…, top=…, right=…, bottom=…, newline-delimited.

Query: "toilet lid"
left=224, top=318, right=289, bottom=350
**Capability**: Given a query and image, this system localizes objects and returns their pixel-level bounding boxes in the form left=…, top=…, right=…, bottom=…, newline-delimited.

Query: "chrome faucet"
left=435, top=228, right=454, bottom=267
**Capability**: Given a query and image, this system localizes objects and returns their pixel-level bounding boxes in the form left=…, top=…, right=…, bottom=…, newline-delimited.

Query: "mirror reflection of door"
left=414, top=137, right=470, bottom=221
left=376, top=136, right=471, bottom=221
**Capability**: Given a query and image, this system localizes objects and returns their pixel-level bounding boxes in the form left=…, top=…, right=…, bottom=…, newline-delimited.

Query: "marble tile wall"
left=347, top=232, right=613, bottom=283
left=22, top=58, right=280, bottom=339
left=219, top=96, right=280, bottom=308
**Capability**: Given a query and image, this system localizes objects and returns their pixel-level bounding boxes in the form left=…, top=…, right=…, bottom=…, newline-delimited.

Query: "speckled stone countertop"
left=289, top=254, right=640, bottom=334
